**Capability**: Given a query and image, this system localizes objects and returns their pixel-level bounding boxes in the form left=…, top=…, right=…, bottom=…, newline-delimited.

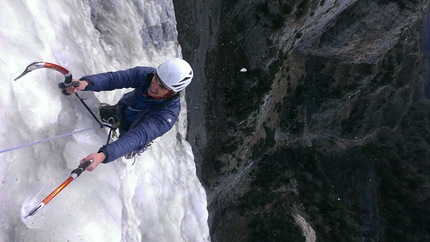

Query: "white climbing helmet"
left=156, top=58, right=193, bottom=92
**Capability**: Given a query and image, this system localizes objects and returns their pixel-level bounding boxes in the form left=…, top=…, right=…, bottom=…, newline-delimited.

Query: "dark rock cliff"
left=174, top=0, right=430, bottom=241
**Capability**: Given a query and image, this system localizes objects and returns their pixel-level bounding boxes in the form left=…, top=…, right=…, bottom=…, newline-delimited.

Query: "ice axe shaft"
left=24, top=160, right=93, bottom=218
left=14, top=61, right=71, bottom=82
left=14, top=61, right=80, bottom=95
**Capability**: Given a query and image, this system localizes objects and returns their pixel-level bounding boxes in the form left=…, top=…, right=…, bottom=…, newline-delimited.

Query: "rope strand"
left=7, top=62, right=112, bottom=155
left=0, top=125, right=100, bottom=154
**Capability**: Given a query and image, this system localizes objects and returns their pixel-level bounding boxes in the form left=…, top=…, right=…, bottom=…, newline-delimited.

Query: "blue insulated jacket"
left=81, top=66, right=181, bottom=163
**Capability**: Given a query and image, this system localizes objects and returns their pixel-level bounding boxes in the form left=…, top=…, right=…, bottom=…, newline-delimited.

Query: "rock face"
left=174, top=0, right=430, bottom=241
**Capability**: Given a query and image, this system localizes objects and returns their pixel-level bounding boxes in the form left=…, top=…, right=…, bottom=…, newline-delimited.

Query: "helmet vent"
left=179, top=77, right=191, bottom=83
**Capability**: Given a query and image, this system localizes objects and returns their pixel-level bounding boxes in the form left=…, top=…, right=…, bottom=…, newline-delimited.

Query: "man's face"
left=148, top=75, right=170, bottom=98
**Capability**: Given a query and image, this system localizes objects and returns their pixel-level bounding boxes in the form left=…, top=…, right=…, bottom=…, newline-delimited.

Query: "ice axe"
left=24, top=160, right=93, bottom=218
left=14, top=61, right=80, bottom=95
left=14, top=61, right=104, bottom=127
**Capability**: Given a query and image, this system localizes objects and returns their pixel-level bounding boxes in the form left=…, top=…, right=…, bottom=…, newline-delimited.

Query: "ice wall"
left=0, top=0, right=209, bottom=241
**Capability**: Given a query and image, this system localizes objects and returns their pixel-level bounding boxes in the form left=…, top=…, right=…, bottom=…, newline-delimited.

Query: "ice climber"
left=65, top=58, right=193, bottom=171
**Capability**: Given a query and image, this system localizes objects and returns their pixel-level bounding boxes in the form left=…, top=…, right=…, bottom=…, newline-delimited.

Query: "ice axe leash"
left=24, top=160, right=93, bottom=218
left=5, top=62, right=116, bottom=157
left=4, top=62, right=103, bottom=152
left=15, top=61, right=108, bottom=129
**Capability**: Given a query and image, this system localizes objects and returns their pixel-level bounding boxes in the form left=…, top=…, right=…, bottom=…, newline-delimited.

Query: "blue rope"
left=0, top=125, right=101, bottom=154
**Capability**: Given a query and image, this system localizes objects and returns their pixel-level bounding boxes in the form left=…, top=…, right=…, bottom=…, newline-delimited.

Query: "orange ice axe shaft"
left=14, top=61, right=80, bottom=95
left=24, top=160, right=92, bottom=218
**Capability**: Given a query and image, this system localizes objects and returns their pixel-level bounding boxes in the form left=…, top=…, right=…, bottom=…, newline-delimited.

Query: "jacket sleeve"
left=80, top=66, right=155, bottom=92
left=99, top=103, right=180, bottom=163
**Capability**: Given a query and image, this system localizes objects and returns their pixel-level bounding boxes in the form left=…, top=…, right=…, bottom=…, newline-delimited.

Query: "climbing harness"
left=124, top=140, right=154, bottom=165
